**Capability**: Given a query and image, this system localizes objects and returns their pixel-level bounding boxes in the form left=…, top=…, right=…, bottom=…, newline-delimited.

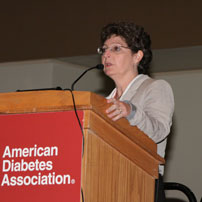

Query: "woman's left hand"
left=105, top=98, right=131, bottom=121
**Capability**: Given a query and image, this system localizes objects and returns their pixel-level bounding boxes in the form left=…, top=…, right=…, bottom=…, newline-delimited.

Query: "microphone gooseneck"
left=71, top=64, right=104, bottom=91
left=68, top=63, right=103, bottom=202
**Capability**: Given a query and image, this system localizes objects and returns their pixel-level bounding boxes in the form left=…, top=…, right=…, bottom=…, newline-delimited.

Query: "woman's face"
left=101, top=35, right=138, bottom=80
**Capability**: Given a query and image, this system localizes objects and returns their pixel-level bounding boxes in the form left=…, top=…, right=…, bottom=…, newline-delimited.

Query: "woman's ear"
left=133, top=50, right=144, bottom=64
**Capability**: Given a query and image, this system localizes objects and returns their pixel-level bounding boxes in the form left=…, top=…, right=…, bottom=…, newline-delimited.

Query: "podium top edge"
left=0, top=90, right=102, bottom=114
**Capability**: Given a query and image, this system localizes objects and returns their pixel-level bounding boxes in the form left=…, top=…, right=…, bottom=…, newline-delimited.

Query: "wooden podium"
left=0, top=91, right=164, bottom=202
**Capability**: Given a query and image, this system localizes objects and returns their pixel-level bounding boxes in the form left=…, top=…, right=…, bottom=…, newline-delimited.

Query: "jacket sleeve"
left=126, top=80, right=174, bottom=143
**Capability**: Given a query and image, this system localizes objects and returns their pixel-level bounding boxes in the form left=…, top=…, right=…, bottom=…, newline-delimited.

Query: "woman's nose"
left=103, top=48, right=111, bottom=58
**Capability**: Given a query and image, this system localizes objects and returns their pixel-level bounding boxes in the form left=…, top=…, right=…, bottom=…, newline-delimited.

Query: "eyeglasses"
left=97, top=44, right=130, bottom=55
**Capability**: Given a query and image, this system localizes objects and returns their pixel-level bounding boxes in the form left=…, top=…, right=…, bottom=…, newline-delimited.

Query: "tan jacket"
left=107, top=74, right=175, bottom=175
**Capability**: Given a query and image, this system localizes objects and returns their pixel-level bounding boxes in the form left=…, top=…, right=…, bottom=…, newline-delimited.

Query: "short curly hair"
left=100, top=22, right=152, bottom=74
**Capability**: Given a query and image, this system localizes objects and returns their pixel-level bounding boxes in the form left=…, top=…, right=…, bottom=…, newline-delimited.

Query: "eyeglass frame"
left=97, top=44, right=131, bottom=55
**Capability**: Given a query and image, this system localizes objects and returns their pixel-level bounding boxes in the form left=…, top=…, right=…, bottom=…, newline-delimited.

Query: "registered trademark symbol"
left=71, top=179, right=75, bottom=184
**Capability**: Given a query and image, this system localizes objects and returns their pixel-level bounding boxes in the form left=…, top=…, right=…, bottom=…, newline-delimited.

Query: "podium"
left=0, top=91, right=164, bottom=202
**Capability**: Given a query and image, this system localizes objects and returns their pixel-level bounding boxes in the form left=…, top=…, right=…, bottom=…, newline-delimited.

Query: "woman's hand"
left=106, top=98, right=131, bottom=121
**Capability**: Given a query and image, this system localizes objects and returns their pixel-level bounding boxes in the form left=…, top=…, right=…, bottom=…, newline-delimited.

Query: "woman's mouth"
left=105, top=62, right=112, bottom=68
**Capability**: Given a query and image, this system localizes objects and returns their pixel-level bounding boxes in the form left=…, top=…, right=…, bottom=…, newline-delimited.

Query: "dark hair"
left=100, top=22, right=152, bottom=74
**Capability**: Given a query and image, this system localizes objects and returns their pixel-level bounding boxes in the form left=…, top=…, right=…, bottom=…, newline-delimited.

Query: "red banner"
left=0, top=111, right=83, bottom=202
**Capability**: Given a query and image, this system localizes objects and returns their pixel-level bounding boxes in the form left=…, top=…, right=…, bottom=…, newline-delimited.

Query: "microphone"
left=71, top=64, right=104, bottom=91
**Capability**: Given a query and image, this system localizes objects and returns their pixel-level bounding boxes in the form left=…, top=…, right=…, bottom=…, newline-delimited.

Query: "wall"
left=1, top=1, right=202, bottom=63
left=0, top=60, right=53, bottom=92
left=153, top=70, right=202, bottom=201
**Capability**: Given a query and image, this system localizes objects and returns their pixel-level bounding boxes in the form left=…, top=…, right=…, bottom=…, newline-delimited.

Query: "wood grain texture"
left=81, top=130, right=155, bottom=202
left=0, top=90, right=91, bottom=114
left=85, top=111, right=161, bottom=178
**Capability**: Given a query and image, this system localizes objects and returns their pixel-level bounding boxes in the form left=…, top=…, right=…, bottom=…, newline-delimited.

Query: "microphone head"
left=96, top=64, right=104, bottom=70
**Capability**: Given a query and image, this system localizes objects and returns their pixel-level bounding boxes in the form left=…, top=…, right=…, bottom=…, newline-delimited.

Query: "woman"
left=98, top=22, right=174, bottom=201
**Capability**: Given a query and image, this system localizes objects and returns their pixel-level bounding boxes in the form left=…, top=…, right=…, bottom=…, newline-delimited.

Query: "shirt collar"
left=107, top=74, right=143, bottom=100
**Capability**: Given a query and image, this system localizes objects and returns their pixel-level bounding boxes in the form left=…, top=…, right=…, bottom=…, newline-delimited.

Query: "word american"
left=2, top=145, right=58, bottom=158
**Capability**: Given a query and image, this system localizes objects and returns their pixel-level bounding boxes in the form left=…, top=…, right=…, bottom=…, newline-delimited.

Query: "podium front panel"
left=0, top=111, right=83, bottom=202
